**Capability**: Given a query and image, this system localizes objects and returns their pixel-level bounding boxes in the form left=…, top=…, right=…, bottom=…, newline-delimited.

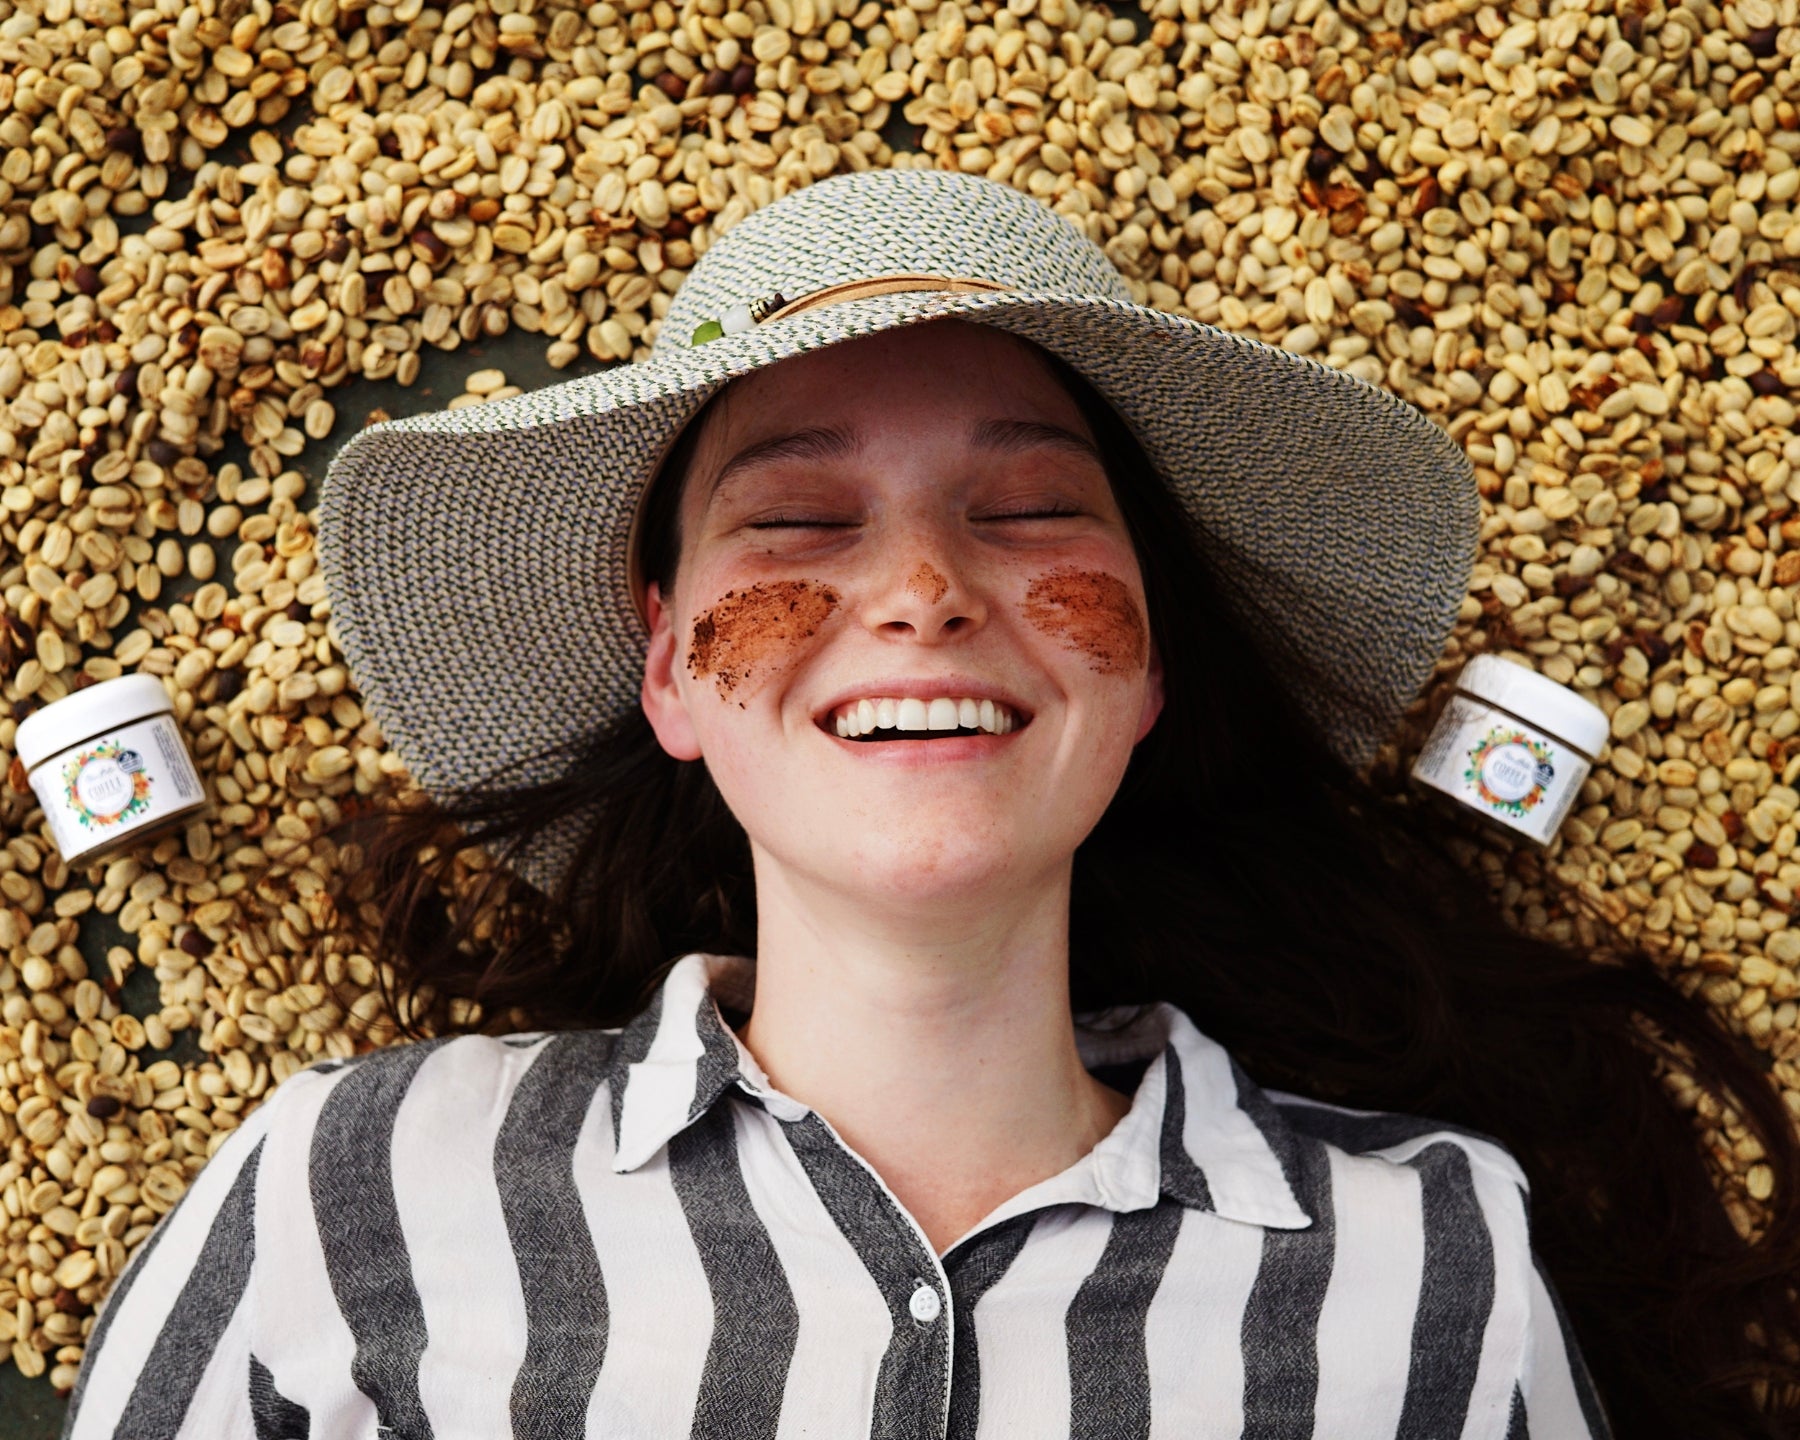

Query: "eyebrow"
left=705, top=417, right=1104, bottom=502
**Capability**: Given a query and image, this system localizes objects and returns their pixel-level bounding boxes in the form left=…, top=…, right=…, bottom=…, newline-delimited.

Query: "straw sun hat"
left=315, top=167, right=1480, bottom=898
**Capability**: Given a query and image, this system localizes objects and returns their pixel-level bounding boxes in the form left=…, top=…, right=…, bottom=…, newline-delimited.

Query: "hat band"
left=761, top=273, right=1012, bottom=322
left=689, top=274, right=1013, bottom=345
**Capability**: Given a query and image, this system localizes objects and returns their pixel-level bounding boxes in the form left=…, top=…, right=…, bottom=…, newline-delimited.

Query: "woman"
left=60, top=171, right=1800, bottom=1439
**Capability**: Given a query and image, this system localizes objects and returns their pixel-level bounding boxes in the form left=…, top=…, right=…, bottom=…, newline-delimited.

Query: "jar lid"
left=1453, top=654, right=1611, bottom=758
left=13, top=673, right=175, bottom=774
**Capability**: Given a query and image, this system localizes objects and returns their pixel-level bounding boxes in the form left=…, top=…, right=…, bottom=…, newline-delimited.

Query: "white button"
left=909, top=1283, right=942, bottom=1324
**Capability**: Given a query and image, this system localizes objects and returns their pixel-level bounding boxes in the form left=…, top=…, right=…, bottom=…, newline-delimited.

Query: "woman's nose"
left=862, top=549, right=986, bottom=641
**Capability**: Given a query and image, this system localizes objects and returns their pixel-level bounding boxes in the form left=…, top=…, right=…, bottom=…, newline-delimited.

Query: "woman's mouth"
left=826, top=696, right=1026, bottom=741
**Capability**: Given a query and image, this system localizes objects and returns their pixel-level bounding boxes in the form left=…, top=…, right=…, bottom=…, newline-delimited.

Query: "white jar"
left=1409, top=654, right=1611, bottom=848
left=14, top=673, right=211, bottom=868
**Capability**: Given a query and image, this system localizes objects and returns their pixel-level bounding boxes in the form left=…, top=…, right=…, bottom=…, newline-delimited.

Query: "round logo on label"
left=1479, top=742, right=1541, bottom=802
left=61, top=739, right=154, bottom=830
left=76, top=757, right=135, bottom=820
left=1463, top=727, right=1555, bottom=818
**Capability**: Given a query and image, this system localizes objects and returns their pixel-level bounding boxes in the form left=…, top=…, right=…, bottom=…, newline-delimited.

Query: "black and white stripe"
left=494, top=1032, right=616, bottom=1440
left=62, top=953, right=1614, bottom=1440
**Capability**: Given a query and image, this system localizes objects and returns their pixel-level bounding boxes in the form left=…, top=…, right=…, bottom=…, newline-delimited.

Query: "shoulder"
left=1257, top=1093, right=1608, bottom=1433
left=1264, top=1086, right=1534, bottom=1249
left=1266, top=1092, right=1550, bottom=1360
left=241, top=1029, right=624, bottom=1151
left=1267, top=1087, right=1530, bottom=1195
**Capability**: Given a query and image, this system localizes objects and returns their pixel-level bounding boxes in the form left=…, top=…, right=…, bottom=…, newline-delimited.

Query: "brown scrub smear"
left=687, top=580, right=841, bottom=699
left=1021, top=567, right=1148, bottom=674
left=906, top=562, right=949, bottom=605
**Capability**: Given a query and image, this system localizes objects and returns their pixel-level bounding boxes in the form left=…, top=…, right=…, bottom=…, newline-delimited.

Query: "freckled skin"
left=1020, top=567, right=1149, bottom=675
left=687, top=579, right=841, bottom=699
left=906, top=562, right=949, bottom=605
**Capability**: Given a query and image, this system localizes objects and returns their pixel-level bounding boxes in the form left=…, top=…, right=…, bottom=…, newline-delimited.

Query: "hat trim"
left=761, top=273, right=1012, bottom=325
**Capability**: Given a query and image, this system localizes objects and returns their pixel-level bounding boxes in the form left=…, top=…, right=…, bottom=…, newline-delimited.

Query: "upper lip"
left=812, top=678, right=1035, bottom=727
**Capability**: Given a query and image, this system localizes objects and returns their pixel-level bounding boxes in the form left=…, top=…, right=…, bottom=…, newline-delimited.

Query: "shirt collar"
left=604, top=953, right=1313, bottom=1231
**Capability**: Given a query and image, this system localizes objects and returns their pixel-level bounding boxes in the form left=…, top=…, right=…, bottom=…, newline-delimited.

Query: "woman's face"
left=640, top=319, right=1164, bottom=910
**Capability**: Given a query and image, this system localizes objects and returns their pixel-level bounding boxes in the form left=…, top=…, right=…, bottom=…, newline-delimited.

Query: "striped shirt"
left=62, top=952, right=1613, bottom=1440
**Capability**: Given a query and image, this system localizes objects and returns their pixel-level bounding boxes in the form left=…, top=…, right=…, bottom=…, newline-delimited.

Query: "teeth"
left=829, top=696, right=1022, bottom=737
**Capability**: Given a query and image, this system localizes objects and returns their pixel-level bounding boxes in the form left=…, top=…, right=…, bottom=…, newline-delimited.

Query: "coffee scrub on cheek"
left=686, top=579, right=841, bottom=703
left=1021, top=567, right=1149, bottom=674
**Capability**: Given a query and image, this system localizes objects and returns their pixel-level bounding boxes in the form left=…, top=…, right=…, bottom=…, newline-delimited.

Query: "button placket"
left=779, top=1111, right=957, bottom=1439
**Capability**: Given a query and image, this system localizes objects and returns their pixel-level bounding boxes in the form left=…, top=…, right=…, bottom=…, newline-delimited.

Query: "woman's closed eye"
left=743, top=507, right=1082, bottom=529
left=976, top=504, right=1084, bottom=521
left=744, top=514, right=859, bottom=529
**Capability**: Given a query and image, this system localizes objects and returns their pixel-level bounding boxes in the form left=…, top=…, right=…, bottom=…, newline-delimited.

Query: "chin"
left=829, top=831, right=1043, bottom=900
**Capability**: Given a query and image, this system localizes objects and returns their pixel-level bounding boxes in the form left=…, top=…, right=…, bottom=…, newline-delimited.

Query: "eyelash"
left=747, top=506, right=1081, bottom=529
left=984, top=505, right=1082, bottom=521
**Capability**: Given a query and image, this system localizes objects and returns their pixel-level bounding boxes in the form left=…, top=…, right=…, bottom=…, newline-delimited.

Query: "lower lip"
left=819, top=726, right=1026, bottom=763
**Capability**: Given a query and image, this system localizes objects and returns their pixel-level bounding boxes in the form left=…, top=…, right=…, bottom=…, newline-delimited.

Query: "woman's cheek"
left=686, top=579, right=841, bottom=703
left=1020, top=566, right=1148, bottom=675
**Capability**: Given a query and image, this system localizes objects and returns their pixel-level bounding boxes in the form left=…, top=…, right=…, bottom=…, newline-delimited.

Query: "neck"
left=735, top=856, right=1131, bottom=1255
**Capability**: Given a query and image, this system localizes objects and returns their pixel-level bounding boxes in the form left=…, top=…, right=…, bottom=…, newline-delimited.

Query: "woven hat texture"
left=316, top=168, right=1479, bottom=898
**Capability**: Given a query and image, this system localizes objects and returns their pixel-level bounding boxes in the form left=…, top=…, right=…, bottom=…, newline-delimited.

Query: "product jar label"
left=30, top=712, right=206, bottom=863
left=1410, top=693, right=1591, bottom=846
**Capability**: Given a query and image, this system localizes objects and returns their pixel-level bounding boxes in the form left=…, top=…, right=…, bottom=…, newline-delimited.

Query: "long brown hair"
left=321, top=333, right=1800, bottom=1436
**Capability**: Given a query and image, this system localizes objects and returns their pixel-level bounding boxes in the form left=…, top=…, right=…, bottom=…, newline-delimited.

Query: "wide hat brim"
left=317, top=280, right=1477, bottom=898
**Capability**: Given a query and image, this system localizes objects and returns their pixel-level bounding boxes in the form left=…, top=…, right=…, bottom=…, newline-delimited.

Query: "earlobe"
left=1135, top=641, right=1166, bottom=744
left=640, top=581, right=704, bottom=761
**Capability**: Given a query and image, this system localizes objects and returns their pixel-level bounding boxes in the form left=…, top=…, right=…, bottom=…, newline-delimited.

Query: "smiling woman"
left=634, top=322, right=1166, bottom=979
left=59, top=171, right=1800, bottom=1440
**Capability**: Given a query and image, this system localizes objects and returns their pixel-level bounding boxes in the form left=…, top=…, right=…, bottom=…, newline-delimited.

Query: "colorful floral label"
left=61, top=739, right=153, bottom=830
left=29, top=713, right=206, bottom=866
left=1411, top=695, right=1586, bottom=846
left=1462, top=727, right=1557, bottom=818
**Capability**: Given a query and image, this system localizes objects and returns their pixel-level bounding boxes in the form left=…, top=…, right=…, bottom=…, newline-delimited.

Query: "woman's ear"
left=1135, top=638, right=1165, bottom=744
left=640, top=581, right=704, bottom=761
